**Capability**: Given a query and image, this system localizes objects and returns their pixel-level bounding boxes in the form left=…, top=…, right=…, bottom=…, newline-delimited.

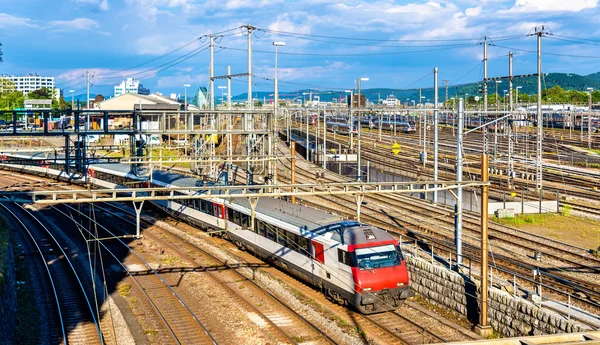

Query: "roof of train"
left=313, top=221, right=394, bottom=246
left=91, top=162, right=343, bottom=232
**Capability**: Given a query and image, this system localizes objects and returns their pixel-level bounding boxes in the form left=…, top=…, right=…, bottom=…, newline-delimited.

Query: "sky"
left=1, top=0, right=600, bottom=99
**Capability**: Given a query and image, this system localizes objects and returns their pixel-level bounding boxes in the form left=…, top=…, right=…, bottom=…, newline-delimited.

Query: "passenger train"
left=1, top=156, right=413, bottom=313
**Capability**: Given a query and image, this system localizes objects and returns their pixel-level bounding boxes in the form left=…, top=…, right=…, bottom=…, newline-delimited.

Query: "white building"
left=1, top=74, right=60, bottom=100
left=114, top=78, right=150, bottom=97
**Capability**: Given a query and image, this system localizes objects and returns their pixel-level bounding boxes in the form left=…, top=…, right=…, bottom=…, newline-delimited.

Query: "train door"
left=310, top=241, right=332, bottom=286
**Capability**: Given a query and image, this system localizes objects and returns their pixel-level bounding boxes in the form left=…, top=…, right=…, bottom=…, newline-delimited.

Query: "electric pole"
left=433, top=67, right=439, bottom=203
left=443, top=79, right=450, bottom=108
left=508, top=52, right=514, bottom=188
left=483, top=37, right=488, bottom=155
left=209, top=34, right=214, bottom=111
left=243, top=24, right=255, bottom=110
left=529, top=26, right=547, bottom=191
left=85, top=69, right=90, bottom=111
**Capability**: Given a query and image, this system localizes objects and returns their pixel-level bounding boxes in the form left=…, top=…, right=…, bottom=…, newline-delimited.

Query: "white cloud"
left=465, top=6, right=482, bottom=16
left=255, top=61, right=351, bottom=81
left=73, top=0, right=110, bottom=11
left=48, top=18, right=100, bottom=31
left=99, top=0, right=109, bottom=11
left=0, top=13, right=38, bottom=28
left=156, top=73, right=206, bottom=88
left=508, top=0, right=598, bottom=12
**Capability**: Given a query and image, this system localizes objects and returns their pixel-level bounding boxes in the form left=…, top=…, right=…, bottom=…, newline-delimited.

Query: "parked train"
left=325, top=121, right=357, bottom=135
left=3, top=156, right=413, bottom=314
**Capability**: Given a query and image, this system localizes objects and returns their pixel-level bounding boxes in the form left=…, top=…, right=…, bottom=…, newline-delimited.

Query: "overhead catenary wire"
left=258, top=27, right=527, bottom=43
left=215, top=43, right=479, bottom=57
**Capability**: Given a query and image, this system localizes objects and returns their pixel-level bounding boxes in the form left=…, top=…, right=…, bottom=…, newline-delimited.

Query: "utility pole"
left=209, top=35, right=214, bottom=111
left=433, top=67, right=439, bottom=203
left=227, top=66, right=232, bottom=110
left=483, top=37, right=488, bottom=154
left=475, top=153, right=492, bottom=338
left=323, top=106, right=327, bottom=169
left=508, top=52, right=515, bottom=187
left=443, top=80, right=450, bottom=109
left=529, top=26, right=547, bottom=191
left=588, top=88, right=593, bottom=149
left=243, top=24, right=255, bottom=109
left=85, top=69, right=90, bottom=111
left=456, top=98, right=464, bottom=266
left=357, top=77, right=368, bottom=182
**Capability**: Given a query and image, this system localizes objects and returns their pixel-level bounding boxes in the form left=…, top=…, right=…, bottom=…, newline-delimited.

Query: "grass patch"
left=491, top=213, right=552, bottom=226
left=143, top=329, right=159, bottom=336
left=118, top=284, right=132, bottom=297
left=493, top=213, right=600, bottom=249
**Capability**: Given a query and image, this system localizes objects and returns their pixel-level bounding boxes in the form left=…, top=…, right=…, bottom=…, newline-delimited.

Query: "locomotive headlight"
left=361, top=287, right=372, bottom=292
left=397, top=282, right=404, bottom=287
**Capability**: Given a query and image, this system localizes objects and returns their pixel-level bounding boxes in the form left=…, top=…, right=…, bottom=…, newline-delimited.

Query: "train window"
left=258, top=221, right=265, bottom=235
left=337, top=249, right=352, bottom=266
left=276, top=229, right=287, bottom=246
left=266, top=227, right=276, bottom=241
left=232, top=210, right=240, bottom=225
left=228, top=208, right=234, bottom=221
left=241, top=214, right=249, bottom=229
left=296, top=236, right=308, bottom=256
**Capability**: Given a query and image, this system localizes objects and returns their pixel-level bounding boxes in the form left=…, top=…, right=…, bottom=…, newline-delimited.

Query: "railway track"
left=276, top=149, right=600, bottom=313
left=294, top=124, right=600, bottom=201
left=100, top=200, right=469, bottom=345
left=0, top=202, right=104, bottom=345
left=92, top=202, right=339, bottom=345
left=49, top=204, right=218, bottom=345
left=561, top=200, right=600, bottom=218
left=365, top=310, right=447, bottom=344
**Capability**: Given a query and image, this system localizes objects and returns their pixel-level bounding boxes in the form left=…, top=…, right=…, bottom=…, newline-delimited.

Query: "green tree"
left=52, top=96, right=69, bottom=110
left=0, top=79, right=24, bottom=110
left=27, top=87, right=52, bottom=99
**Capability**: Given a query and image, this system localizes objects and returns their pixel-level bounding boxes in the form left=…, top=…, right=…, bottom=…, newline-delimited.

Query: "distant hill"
left=232, top=72, right=600, bottom=103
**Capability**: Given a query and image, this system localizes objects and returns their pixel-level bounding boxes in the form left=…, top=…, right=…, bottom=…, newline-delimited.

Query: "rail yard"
left=2, top=8, right=600, bottom=345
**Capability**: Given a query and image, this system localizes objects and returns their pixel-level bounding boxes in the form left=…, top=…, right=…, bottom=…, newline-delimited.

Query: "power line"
left=215, top=43, right=478, bottom=57
left=95, top=42, right=210, bottom=80
left=493, top=44, right=600, bottom=59
left=258, top=27, right=526, bottom=43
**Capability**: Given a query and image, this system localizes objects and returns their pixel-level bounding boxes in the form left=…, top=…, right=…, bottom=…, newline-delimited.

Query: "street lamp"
left=357, top=77, right=368, bottom=182
left=516, top=86, right=523, bottom=106
left=495, top=80, right=502, bottom=110
left=218, top=86, right=227, bottom=106
left=183, top=84, right=191, bottom=110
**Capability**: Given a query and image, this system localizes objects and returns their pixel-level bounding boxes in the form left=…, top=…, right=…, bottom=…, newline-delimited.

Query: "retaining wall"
left=406, top=254, right=590, bottom=337
left=0, top=243, right=16, bottom=345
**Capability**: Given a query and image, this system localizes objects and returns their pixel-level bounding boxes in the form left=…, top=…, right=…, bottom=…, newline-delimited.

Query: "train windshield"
left=355, top=244, right=403, bottom=270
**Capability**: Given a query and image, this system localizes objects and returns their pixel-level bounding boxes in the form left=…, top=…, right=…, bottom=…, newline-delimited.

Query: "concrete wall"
left=0, top=244, right=16, bottom=345
left=406, top=254, right=590, bottom=337
left=488, top=201, right=559, bottom=215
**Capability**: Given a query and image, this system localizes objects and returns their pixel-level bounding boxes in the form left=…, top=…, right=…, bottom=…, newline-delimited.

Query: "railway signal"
left=392, top=142, right=401, bottom=155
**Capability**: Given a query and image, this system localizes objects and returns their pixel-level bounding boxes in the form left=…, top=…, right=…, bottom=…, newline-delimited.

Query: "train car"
left=378, top=120, right=415, bottom=133
left=325, top=121, right=357, bottom=135
left=85, top=163, right=413, bottom=313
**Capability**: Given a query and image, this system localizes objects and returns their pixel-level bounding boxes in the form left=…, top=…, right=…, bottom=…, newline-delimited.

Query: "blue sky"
left=2, top=0, right=600, bottom=98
